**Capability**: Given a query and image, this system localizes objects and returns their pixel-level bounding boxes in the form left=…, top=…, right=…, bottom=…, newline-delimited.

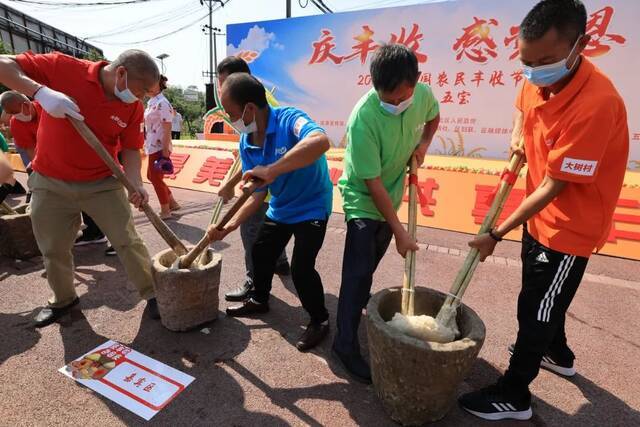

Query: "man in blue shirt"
left=208, top=73, right=333, bottom=352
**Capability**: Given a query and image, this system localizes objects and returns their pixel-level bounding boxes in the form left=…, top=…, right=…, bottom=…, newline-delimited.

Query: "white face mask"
left=380, top=95, right=414, bottom=115
left=232, top=104, right=258, bottom=134
left=114, top=70, right=138, bottom=104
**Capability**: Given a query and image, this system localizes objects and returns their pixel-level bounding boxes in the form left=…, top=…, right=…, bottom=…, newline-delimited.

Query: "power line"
left=93, top=12, right=209, bottom=45
left=7, top=0, right=160, bottom=6
left=310, top=0, right=331, bottom=13
left=90, top=0, right=232, bottom=45
left=85, top=1, right=200, bottom=39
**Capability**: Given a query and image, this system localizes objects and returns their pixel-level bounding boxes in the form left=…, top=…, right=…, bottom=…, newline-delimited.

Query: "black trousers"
left=503, top=228, right=588, bottom=395
left=251, top=216, right=329, bottom=323
left=334, top=219, right=393, bottom=355
left=82, top=211, right=105, bottom=239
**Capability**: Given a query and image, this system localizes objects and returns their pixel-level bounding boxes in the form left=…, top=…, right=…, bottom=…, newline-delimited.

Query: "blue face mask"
left=521, top=38, right=581, bottom=87
left=114, top=70, right=138, bottom=104
left=380, top=95, right=413, bottom=115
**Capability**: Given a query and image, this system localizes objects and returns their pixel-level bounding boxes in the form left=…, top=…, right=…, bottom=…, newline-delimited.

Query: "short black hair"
left=520, top=0, right=587, bottom=43
left=223, top=73, right=268, bottom=109
left=370, top=44, right=419, bottom=92
left=217, top=56, right=251, bottom=76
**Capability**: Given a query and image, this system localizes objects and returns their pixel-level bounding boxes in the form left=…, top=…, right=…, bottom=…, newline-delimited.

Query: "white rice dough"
left=387, top=312, right=456, bottom=343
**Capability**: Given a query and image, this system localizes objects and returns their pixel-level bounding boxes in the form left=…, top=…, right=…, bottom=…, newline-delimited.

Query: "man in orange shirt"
left=459, top=0, right=629, bottom=421
left=0, top=49, right=161, bottom=327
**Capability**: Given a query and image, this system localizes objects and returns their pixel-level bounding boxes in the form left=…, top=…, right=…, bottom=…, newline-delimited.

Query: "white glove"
left=34, top=86, right=84, bottom=121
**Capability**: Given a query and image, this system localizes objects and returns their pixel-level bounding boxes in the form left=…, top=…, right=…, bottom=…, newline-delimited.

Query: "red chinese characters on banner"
left=166, top=153, right=190, bottom=180
left=472, top=184, right=526, bottom=225
left=584, top=7, right=626, bottom=57
left=344, top=26, right=380, bottom=64
left=453, top=17, right=499, bottom=63
left=606, top=198, right=640, bottom=243
left=403, top=177, right=439, bottom=217
left=503, top=25, right=520, bottom=60
left=309, top=24, right=429, bottom=66
left=457, top=91, right=471, bottom=105
left=437, top=72, right=449, bottom=87
left=454, top=72, right=466, bottom=86
left=309, top=29, right=344, bottom=65
left=511, top=70, right=524, bottom=87
left=489, top=70, right=505, bottom=87
left=441, top=91, right=454, bottom=104
left=390, top=23, right=428, bottom=63
left=192, top=156, right=234, bottom=187
left=471, top=71, right=484, bottom=87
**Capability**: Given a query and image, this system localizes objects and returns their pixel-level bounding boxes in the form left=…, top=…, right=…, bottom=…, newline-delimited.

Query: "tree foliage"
left=162, top=86, right=205, bottom=138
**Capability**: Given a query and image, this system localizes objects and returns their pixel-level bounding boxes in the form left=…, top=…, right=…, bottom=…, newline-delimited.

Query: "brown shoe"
left=226, top=298, right=269, bottom=317
left=296, top=321, right=329, bottom=352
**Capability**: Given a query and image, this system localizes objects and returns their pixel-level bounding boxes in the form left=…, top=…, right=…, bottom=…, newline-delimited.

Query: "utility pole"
left=286, top=0, right=291, bottom=18
left=200, top=0, right=224, bottom=118
left=208, top=0, right=213, bottom=85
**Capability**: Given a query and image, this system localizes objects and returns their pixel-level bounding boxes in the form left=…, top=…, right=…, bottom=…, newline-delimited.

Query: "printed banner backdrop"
left=227, top=0, right=640, bottom=171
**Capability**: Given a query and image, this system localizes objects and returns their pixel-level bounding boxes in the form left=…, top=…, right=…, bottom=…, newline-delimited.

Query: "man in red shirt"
left=0, top=49, right=161, bottom=326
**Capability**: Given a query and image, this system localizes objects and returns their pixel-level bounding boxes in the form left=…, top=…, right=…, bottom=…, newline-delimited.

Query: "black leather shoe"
left=331, top=346, right=372, bottom=384
left=34, top=297, right=80, bottom=328
left=226, top=298, right=269, bottom=317
left=146, top=298, right=161, bottom=320
left=296, top=321, right=329, bottom=352
left=274, top=261, right=291, bottom=276
left=225, top=281, right=253, bottom=302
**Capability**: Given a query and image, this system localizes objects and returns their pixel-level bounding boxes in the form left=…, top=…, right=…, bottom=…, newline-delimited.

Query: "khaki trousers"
left=28, top=172, right=155, bottom=307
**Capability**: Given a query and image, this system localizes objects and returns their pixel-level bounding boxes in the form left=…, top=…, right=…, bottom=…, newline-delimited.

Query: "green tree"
left=84, top=48, right=106, bottom=62
left=163, top=85, right=205, bottom=138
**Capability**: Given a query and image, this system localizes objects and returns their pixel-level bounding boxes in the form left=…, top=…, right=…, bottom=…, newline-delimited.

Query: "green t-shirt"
left=338, top=83, right=439, bottom=221
left=0, top=132, right=8, bottom=152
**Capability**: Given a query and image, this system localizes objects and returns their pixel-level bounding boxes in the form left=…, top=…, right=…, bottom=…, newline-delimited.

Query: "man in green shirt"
left=333, top=44, right=440, bottom=383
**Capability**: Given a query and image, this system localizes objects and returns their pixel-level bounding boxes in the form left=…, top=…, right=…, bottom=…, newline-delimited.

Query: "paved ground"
left=1, top=173, right=639, bottom=426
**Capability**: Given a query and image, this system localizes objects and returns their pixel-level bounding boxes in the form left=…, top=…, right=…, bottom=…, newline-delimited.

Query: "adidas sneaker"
left=459, top=382, right=532, bottom=421
left=508, top=344, right=576, bottom=377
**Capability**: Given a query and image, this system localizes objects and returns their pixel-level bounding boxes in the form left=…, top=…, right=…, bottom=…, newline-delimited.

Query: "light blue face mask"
left=521, top=38, right=581, bottom=87
left=380, top=95, right=414, bottom=115
left=114, top=70, right=138, bottom=104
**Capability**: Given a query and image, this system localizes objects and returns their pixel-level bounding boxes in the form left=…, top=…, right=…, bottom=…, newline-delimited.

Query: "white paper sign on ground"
left=59, top=340, right=194, bottom=420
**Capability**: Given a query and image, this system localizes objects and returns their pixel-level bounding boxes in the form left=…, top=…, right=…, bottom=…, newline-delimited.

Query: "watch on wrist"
left=489, top=228, right=503, bottom=242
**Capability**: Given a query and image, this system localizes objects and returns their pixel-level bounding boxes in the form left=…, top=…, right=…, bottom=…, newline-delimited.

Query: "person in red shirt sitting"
left=0, top=49, right=161, bottom=327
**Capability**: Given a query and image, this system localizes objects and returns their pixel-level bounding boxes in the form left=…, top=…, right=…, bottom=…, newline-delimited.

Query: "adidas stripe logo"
left=491, top=402, right=517, bottom=412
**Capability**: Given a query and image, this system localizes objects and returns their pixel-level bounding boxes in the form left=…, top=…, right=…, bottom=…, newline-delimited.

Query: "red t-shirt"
left=9, top=101, right=42, bottom=151
left=15, top=51, right=144, bottom=182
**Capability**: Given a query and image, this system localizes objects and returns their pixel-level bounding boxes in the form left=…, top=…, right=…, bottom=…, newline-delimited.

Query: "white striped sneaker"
left=508, top=344, right=576, bottom=377
left=459, top=382, right=532, bottom=421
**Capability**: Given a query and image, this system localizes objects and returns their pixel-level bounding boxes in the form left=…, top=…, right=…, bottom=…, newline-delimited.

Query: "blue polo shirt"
left=240, top=106, right=333, bottom=224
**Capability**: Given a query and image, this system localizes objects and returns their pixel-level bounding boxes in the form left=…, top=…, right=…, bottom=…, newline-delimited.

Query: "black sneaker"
left=459, top=382, right=532, bottom=421
left=508, top=344, right=576, bottom=377
left=75, top=232, right=108, bottom=246
left=105, top=245, right=116, bottom=256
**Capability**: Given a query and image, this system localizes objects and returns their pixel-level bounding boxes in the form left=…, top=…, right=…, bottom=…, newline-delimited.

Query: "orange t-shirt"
left=516, top=57, right=629, bottom=258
